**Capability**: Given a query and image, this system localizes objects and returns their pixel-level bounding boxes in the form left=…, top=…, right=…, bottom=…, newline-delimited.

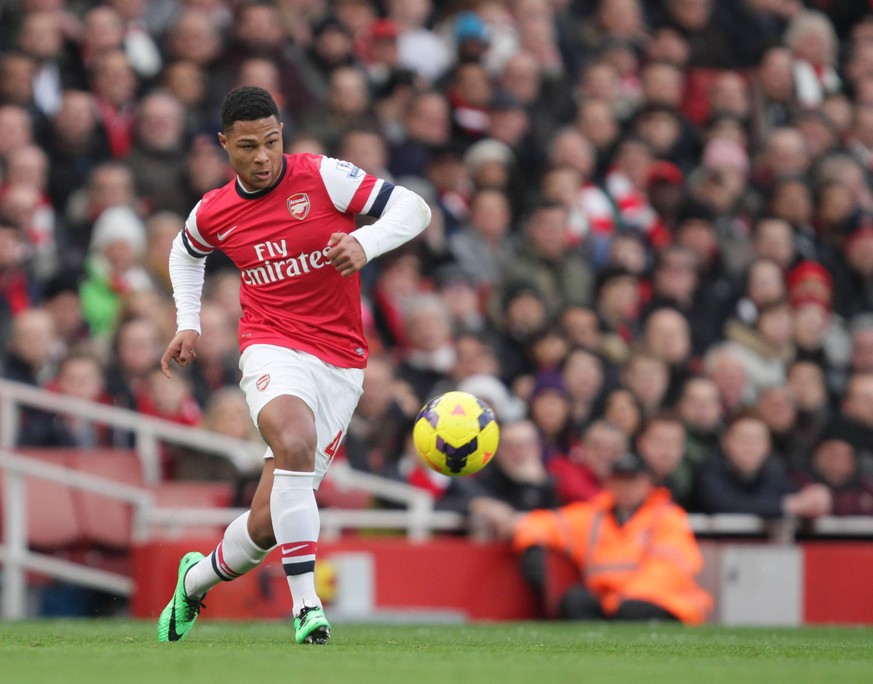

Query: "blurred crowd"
left=2, top=0, right=873, bottom=537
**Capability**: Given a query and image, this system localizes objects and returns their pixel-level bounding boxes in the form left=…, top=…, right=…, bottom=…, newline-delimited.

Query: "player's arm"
left=346, top=183, right=431, bottom=260
left=327, top=184, right=431, bottom=276
left=161, top=209, right=211, bottom=377
left=318, top=157, right=431, bottom=276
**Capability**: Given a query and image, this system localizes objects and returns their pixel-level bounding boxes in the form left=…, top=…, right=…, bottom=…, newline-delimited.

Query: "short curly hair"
left=220, top=86, right=280, bottom=133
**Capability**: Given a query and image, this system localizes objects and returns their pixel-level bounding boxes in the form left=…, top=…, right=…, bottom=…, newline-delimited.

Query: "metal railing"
left=687, top=513, right=873, bottom=543
left=0, top=379, right=457, bottom=619
left=0, top=379, right=449, bottom=538
left=0, top=379, right=264, bottom=482
left=147, top=459, right=464, bottom=542
left=0, top=450, right=153, bottom=619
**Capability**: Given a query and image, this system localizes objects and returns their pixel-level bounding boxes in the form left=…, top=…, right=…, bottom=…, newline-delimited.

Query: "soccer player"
left=156, top=86, right=431, bottom=644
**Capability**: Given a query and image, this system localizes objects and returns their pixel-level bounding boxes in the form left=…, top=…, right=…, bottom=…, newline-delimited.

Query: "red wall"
left=803, top=543, right=873, bottom=624
left=131, top=536, right=542, bottom=621
left=132, top=536, right=873, bottom=624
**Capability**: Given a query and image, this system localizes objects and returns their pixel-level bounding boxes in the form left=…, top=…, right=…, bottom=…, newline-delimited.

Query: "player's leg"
left=157, top=461, right=276, bottom=643
left=238, top=346, right=363, bottom=644
left=184, top=460, right=277, bottom=596
left=257, top=394, right=331, bottom=644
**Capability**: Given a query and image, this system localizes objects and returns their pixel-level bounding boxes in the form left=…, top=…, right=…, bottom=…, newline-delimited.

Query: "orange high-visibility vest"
left=513, top=488, right=713, bottom=624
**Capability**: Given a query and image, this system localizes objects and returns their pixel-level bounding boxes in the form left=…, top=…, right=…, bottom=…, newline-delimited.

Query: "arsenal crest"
left=287, top=193, right=310, bottom=220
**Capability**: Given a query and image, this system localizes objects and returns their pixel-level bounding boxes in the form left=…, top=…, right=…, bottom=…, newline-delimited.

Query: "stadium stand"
left=2, top=0, right=873, bottom=622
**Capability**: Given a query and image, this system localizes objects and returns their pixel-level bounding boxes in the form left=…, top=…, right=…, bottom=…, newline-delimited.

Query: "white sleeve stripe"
left=184, top=201, right=214, bottom=251
left=182, top=230, right=210, bottom=258
left=349, top=184, right=431, bottom=262
left=361, top=178, right=384, bottom=215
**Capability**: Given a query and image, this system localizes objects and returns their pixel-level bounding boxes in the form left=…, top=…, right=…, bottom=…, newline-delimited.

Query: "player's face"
left=218, top=116, right=284, bottom=191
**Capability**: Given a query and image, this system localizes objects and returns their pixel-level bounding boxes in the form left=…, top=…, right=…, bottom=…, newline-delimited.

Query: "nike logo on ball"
left=217, top=226, right=238, bottom=241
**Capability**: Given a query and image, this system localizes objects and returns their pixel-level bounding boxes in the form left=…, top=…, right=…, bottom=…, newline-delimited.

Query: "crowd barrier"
left=130, top=535, right=873, bottom=625
left=1, top=382, right=872, bottom=624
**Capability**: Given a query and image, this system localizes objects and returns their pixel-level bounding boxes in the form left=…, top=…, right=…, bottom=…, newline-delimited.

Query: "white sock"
left=271, top=468, right=321, bottom=616
left=184, top=510, right=270, bottom=598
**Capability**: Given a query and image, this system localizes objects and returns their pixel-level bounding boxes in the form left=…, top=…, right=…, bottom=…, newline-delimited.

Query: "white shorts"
left=239, top=344, right=364, bottom=486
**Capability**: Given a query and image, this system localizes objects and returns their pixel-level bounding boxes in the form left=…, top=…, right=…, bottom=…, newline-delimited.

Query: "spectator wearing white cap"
left=457, top=373, right=526, bottom=424
left=784, top=10, right=841, bottom=109
left=80, top=204, right=153, bottom=337
left=386, top=0, right=450, bottom=84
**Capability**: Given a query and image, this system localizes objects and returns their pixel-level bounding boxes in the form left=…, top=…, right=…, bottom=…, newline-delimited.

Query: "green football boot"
left=294, top=605, right=331, bottom=645
left=157, top=552, right=207, bottom=642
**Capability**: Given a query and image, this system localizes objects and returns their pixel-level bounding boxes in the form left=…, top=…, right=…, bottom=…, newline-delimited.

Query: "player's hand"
left=160, top=329, right=200, bottom=378
left=326, top=232, right=367, bottom=277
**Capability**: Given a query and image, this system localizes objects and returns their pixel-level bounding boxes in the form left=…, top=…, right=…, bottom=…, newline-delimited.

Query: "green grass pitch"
left=1, top=620, right=871, bottom=684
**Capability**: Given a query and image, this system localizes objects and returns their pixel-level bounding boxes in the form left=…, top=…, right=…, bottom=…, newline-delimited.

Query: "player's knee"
left=269, top=431, right=315, bottom=470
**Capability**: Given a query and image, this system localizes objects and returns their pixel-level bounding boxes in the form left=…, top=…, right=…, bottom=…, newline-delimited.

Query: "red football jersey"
left=181, top=153, right=395, bottom=369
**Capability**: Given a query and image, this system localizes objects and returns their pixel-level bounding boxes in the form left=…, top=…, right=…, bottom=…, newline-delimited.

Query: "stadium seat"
left=153, top=481, right=233, bottom=508
left=150, top=481, right=235, bottom=538
left=4, top=449, right=238, bottom=550
left=2, top=448, right=242, bottom=550
left=315, top=477, right=373, bottom=510
left=66, top=450, right=142, bottom=549
left=0, top=452, right=82, bottom=550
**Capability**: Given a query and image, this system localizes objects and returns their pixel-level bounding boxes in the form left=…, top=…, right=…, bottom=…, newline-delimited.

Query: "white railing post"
left=130, top=497, right=151, bottom=544
left=0, top=393, right=19, bottom=450
left=2, top=468, right=27, bottom=619
left=136, top=430, right=162, bottom=485
left=408, top=494, right=432, bottom=543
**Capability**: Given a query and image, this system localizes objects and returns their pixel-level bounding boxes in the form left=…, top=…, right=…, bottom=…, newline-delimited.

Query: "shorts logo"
left=287, top=193, right=310, bottom=220
left=256, top=374, right=271, bottom=391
